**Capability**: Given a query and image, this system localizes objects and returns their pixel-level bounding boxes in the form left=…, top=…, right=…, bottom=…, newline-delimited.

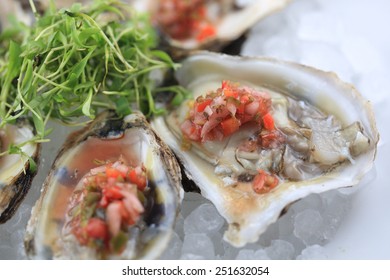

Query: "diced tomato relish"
left=181, top=80, right=274, bottom=142
left=156, top=0, right=217, bottom=42
left=69, top=158, right=147, bottom=255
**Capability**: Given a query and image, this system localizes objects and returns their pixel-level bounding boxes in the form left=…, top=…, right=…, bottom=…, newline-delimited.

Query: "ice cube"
left=159, top=232, right=182, bottom=260
left=184, top=203, right=224, bottom=235
left=265, top=240, right=295, bottom=260
left=296, top=245, right=328, bottom=260
left=182, top=233, right=215, bottom=259
left=235, top=249, right=256, bottom=260
left=180, top=253, right=205, bottom=260
left=294, top=209, right=325, bottom=246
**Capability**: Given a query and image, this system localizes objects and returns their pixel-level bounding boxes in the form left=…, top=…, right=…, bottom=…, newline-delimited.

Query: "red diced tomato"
left=236, top=103, right=246, bottom=115
left=99, top=195, right=109, bottom=208
left=86, top=218, right=108, bottom=240
left=197, top=5, right=207, bottom=17
left=104, top=186, right=123, bottom=200
left=252, top=170, right=279, bottom=194
left=262, top=113, right=275, bottom=130
left=253, top=172, right=266, bottom=194
left=128, top=169, right=147, bottom=191
left=220, top=117, right=240, bottom=137
left=221, top=80, right=228, bottom=90
left=106, top=167, right=122, bottom=179
left=72, top=226, right=88, bottom=245
left=222, top=82, right=238, bottom=98
left=223, top=88, right=238, bottom=98
left=128, top=169, right=137, bottom=184
left=196, top=99, right=212, bottom=112
left=196, top=24, right=216, bottom=42
left=136, top=175, right=147, bottom=191
left=240, top=94, right=250, bottom=104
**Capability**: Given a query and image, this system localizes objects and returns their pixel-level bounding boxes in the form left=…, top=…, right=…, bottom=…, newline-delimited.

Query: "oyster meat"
left=0, top=119, right=39, bottom=223
left=152, top=52, right=379, bottom=247
left=25, top=111, right=183, bottom=259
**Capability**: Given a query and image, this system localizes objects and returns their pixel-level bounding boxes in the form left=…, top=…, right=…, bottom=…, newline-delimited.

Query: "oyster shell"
left=142, top=0, right=291, bottom=57
left=25, top=111, right=183, bottom=259
left=152, top=52, right=379, bottom=247
left=0, top=119, right=40, bottom=223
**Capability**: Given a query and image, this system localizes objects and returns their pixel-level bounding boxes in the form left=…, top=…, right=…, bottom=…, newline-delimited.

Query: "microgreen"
left=0, top=0, right=188, bottom=163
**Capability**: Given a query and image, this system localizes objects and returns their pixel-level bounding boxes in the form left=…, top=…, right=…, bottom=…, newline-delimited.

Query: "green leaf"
left=32, top=113, right=45, bottom=137
left=21, top=60, right=34, bottom=95
left=66, top=51, right=94, bottom=88
left=110, top=231, right=128, bottom=254
left=82, top=90, right=94, bottom=117
left=1, top=41, right=22, bottom=118
left=151, top=50, right=175, bottom=67
left=28, top=157, right=38, bottom=173
left=5, top=41, right=22, bottom=80
left=114, top=96, right=131, bottom=116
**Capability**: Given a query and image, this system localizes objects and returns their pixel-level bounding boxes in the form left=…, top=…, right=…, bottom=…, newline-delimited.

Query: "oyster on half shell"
left=25, top=111, right=183, bottom=259
left=152, top=52, right=379, bottom=247
left=0, top=119, right=39, bottom=223
left=140, top=0, right=291, bottom=57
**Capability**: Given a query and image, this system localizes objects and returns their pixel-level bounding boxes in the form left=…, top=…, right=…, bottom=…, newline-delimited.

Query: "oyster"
left=143, top=0, right=291, bottom=57
left=0, top=119, right=39, bottom=223
left=25, top=111, right=183, bottom=259
left=152, top=52, right=379, bottom=247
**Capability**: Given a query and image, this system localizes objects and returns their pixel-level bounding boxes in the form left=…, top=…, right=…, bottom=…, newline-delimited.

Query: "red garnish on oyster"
left=64, top=158, right=147, bottom=255
left=155, top=0, right=216, bottom=42
left=181, top=81, right=274, bottom=142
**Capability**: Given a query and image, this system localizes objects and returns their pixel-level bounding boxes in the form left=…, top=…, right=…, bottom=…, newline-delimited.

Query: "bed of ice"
left=1, top=0, right=390, bottom=260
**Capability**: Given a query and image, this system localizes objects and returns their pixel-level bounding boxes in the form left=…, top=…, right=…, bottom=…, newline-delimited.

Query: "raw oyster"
left=141, top=0, right=291, bottom=57
left=0, top=118, right=39, bottom=223
left=152, top=52, right=379, bottom=247
left=25, top=111, right=183, bottom=259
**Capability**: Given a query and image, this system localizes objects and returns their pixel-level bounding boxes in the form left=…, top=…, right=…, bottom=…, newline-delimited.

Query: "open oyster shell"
left=151, top=52, right=379, bottom=247
left=0, top=119, right=40, bottom=223
left=138, top=0, right=291, bottom=57
left=25, top=111, right=183, bottom=259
